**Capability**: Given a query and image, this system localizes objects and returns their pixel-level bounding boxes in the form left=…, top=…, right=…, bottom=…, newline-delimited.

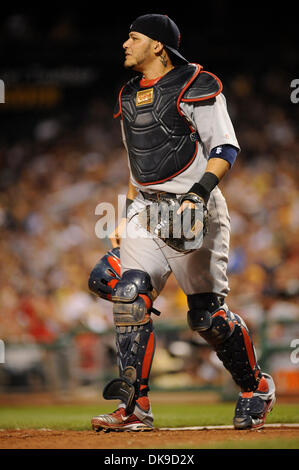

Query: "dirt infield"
left=1, top=392, right=298, bottom=449
left=0, top=426, right=298, bottom=449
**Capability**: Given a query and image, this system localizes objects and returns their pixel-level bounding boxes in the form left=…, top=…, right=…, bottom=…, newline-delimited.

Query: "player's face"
left=123, top=32, right=154, bottom=71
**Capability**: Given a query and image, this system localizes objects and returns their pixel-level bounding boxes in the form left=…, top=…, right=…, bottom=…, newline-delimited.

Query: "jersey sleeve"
left=180, top=93, right=240, bottom=155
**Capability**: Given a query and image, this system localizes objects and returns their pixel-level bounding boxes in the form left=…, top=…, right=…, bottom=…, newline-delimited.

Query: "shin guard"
left=191, top=302, right=262, bottom=392
left=103, top=270, right=157, bottom=413
left=103, top=321, right=156, bottom=414
left=116, top=320, right=156, bottom=398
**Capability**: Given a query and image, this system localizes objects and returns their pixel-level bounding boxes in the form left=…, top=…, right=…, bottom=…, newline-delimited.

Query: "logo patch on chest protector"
left=136, top=88, right=154, bottom=107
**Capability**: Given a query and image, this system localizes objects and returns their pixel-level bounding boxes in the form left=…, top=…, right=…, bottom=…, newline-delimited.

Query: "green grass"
left=0, top=402, right=298, bottom=431
left=153, top=402, right=299, bottom=428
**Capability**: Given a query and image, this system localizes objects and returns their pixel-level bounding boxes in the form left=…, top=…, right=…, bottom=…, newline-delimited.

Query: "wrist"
left=188, top=172, right=219, bottom=204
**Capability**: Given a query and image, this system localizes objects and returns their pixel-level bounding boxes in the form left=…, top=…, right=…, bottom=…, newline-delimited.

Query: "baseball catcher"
left=89, top=14, right=275, bottom=432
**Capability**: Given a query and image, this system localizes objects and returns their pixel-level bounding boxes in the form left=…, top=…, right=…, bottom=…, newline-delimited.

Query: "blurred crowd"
left=0, top=66, right=298, bottom=394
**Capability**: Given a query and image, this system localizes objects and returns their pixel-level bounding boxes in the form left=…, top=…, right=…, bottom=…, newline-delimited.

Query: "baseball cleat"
left=91, top=397, right=154, bottom=432
left=233, top=373, right=276, bottom=430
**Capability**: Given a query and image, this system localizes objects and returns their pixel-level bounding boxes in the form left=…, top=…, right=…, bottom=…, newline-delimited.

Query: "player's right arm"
left=109, top=106, right=138, bottom=247
left=109, top=179, right=137, bottom=248
left=127, top=179, right=138, bottom=201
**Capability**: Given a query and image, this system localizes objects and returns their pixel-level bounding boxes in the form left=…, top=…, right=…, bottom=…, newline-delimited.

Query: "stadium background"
left=0, top=4, right=298, bottom=402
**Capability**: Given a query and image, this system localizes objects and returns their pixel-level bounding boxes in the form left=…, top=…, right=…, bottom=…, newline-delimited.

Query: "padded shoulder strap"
left=181, top=69, right=223, bottom=102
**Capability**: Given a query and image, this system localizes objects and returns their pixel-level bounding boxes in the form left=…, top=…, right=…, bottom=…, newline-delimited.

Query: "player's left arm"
left=178, top=93, right=239, bottom=212
left=205, top=156, right=230, bottom=180
left=177, top=157, right=230, bottom=214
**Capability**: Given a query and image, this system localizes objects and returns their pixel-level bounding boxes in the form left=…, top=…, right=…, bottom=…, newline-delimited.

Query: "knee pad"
left=187, top=293, right=225, bottom=332
left=112, top=269, right=160, bottom=326
left=88, top=247, right=121, bottom=300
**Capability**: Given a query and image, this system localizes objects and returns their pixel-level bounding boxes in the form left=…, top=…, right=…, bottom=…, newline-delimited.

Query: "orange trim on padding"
left=140, top=76, right=163, bottom=88
left=139, top=294, right=152, bottom=310
left=180, top=70, right=223, bottom=103
left=211, top=309, right=235, bottom=334
left=141, top=331, right=155, bottom=379
left=211, top=309, right=226, bottom=319
left=241, top=326, right=257, bottom=371
left=113, top=85, right=125, bottom=119
left=134, top=140, right=199, bottom=186
left=176, top=63, right=203, bottom=112
left=108, top=278, right=118, bottom=289
left=107, top=256, right=121, bottom=277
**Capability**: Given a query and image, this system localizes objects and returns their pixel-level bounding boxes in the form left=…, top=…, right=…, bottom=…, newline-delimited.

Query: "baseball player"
left=89, top=14, right=275, bottom=432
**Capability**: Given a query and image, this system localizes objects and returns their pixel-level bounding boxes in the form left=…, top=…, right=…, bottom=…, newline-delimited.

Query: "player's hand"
left=109, top=217, right=127, bottom=248
left=177, top=200, right=196, bottom=215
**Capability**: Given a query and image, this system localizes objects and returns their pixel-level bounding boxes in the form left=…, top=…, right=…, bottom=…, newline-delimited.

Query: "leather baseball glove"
left=138, top=194, right=208, bottom=253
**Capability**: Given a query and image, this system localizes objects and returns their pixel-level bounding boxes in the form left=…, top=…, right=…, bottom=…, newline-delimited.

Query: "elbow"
left=208, top=145, right=239, bottom=168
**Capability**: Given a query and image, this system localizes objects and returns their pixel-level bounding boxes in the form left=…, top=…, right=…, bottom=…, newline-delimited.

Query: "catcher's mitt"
left=138, top=194, right=208, bottom=253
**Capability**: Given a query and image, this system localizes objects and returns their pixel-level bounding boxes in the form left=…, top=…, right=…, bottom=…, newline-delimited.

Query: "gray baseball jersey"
left=119, top=93, right=240, bottom=297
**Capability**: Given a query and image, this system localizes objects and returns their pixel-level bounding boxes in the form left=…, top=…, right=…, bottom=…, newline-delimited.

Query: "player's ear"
left=153, top=41, right=164, bottom=54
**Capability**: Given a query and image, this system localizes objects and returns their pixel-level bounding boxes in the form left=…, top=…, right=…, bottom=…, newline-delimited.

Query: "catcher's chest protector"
left=114, top=63, right=222, bottom=186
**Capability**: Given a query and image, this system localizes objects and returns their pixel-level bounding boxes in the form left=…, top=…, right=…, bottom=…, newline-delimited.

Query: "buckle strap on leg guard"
left=103, top=378, right=135, bottom=415
left=103, top=366, right=137, bottom=415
